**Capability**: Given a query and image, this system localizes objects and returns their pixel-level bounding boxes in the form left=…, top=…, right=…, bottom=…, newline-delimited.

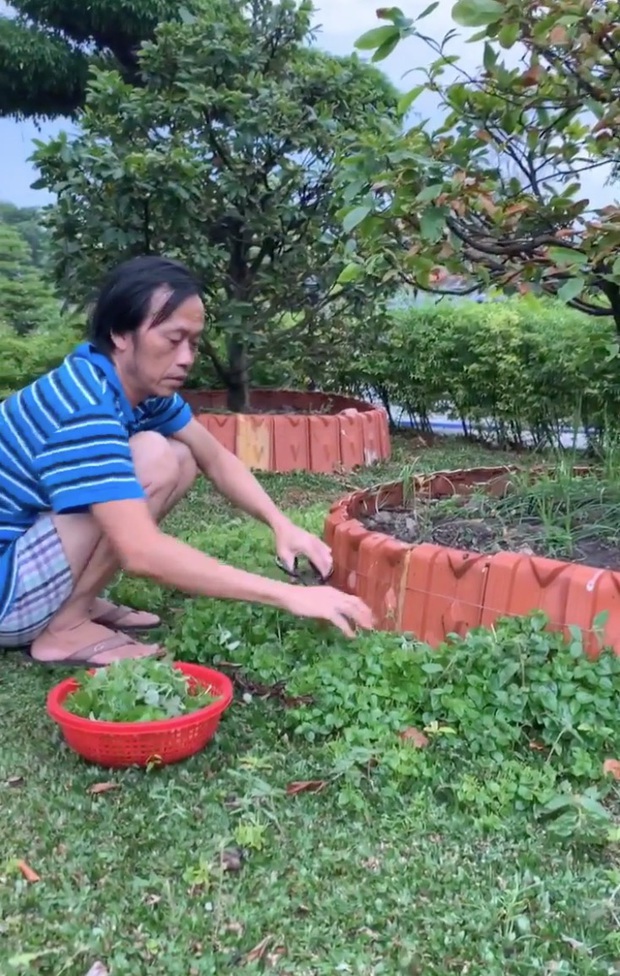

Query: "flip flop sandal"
left=21, top=633, right=167, bottom=669
left=91, top=603, right=162, bottom=632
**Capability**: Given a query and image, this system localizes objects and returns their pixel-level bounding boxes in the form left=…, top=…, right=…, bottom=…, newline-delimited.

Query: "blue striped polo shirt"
left=0, top=341, right=193, bottom=621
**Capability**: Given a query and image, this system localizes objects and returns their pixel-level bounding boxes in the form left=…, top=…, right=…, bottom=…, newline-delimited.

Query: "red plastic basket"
left=46, top=662, right=234, bottom=769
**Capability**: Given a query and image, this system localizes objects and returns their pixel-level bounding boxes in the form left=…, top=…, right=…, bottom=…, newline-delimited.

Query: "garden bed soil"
left=360, top=476, right=620, bottom=571
left=182, top=388, right=363, bottom=416
left=195, top=404, right=332, bottom=415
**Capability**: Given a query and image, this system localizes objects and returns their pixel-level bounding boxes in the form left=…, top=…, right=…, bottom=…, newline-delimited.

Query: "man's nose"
left=177, top=341, right=196, bottom=368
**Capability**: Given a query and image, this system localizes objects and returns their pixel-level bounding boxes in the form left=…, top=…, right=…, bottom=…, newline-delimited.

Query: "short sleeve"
left=136, top=394, right=193, bottom=437
left=34, top=412, right=146, bottom=513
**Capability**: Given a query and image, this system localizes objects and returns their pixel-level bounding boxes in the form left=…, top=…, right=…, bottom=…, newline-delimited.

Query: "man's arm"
left=172, top=417, right=288, bottom=532
left=89, top=497, right=373, bottom=637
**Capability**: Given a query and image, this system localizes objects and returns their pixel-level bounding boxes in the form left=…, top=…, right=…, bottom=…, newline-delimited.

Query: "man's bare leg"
left=29, top=431, right=198, bottom=665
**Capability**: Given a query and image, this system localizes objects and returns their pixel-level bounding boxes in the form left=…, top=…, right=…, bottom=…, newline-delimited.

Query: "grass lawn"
left=2, top=435, right=620, bottom=976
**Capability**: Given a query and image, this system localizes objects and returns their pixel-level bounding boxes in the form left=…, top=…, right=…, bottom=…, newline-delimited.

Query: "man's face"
left=112, top=288, right=205, bottom=402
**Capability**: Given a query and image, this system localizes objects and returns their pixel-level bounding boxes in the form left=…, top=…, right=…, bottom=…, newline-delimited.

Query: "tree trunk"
left=601, top=281, right=620, bottom=338
left=226, top=336, right=250, bottom=413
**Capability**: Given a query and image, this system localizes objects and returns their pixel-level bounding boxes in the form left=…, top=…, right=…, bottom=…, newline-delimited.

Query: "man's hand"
left=273, top=519, right=333, bottom=579
left=281, top=585, right=374, bottom=638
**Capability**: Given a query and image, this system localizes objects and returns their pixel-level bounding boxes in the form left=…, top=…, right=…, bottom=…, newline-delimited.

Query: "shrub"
left=0, top=320, right=82, bottom=399
left=309, top=296, right=620, bottom=448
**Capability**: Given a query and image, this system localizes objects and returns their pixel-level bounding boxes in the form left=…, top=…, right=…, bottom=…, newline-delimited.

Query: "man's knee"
left=175, top=439, right=199, bottom=489
left=130, top=431, right=190, bottom=495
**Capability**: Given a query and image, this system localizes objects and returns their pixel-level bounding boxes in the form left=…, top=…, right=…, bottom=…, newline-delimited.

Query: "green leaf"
left=397, top=84, right=425, bottom=115
left=373, top=34, right=401, bottom=61
left=343, top=205, right=372, bottom=234
left=416, top=183, right=445, bottom=203
left=498, top=21, right=519, bottom=47
left=420, top=205, right=447, bottom=242
left=547, top=246, right=582, bottom=266
left=483, top=41, right=497, bottom=71
left=418, top=1, right=440, bottom=18
left=375, top=6, right=405, bottom=22
left=9, top=951, right=56, bottom=968
left=557, top=276, right=585, bottom=303
left=337, top=262, right=363, bottom=283
left=452, top=0, right=504, bottom=28
left=354, top=26, right=400, bottom=51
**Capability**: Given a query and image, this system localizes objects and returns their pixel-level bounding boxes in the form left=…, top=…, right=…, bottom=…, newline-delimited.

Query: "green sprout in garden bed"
left=363, top=464, right=620, bottom=569
left=63, top=657, right=219, bottom=723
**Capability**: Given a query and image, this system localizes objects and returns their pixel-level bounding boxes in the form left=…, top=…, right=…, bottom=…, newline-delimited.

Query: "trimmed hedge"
left=309, top=297, right=620, bottom=448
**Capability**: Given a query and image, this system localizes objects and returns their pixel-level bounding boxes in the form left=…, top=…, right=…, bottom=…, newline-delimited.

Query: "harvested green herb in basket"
left=64, top=657, right=219, bottom=723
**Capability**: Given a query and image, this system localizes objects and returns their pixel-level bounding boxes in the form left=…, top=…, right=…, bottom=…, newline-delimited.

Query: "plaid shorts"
left=0, top=516, right=73, bottom=648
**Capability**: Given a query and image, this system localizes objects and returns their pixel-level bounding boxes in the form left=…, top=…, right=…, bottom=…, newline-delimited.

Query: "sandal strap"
left=63, top=634, right=161, bottom=663
left=94, top=604, right=160, bottom=626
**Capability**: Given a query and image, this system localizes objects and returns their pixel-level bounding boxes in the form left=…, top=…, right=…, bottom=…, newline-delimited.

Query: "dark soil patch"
left=361, top=488, right=620, bottom=570
left=196, top=405, right=333, bottom=416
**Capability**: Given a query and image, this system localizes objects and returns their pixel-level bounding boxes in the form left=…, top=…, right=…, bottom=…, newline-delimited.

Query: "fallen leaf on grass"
left=361, top=856, right=381, bottom=872
left=243, top=935, right=273, bottom=964
left=220, top=847, right=244, bottom=872
left=399, top=727, right=429, bottom=748
left=16, top=860, right=40, bottom=883
left=286, top=780, right=328, bottom=795
left=603, top=758, right=620, bottom=779
left=560, top=935, right=587, bottom=952
left=87, top=782, right=120, bottom=795
left=266, top=946, right=285, bottom=967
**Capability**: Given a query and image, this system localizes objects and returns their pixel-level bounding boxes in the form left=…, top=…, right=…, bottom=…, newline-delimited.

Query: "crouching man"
left=0, top=255, right=373, bottom=667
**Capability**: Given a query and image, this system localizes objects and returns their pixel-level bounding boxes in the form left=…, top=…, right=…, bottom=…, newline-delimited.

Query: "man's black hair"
left=89, top=255, right=203, bottom=355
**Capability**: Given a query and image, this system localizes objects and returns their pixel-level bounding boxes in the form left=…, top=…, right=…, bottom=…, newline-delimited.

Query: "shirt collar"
left=72, top=342, right=136, bottom=426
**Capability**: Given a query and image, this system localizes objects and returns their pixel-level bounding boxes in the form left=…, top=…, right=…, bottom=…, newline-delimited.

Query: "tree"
left=0, top=222, right=62, bottom=334
left=31, top=0, right=399, bottom=410
left=0, top=201, right=46, bottom=265
left=0, top=0, right=183, bottom=119
left=338, top=1, right=620, bottom=335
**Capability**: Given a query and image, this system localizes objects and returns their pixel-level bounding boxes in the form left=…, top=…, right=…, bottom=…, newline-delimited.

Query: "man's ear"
left=110, top=331, right=128, bottom=352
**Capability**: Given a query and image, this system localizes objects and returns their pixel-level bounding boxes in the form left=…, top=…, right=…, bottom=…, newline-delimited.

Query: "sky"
left=0, top=0, right=614, bottom=209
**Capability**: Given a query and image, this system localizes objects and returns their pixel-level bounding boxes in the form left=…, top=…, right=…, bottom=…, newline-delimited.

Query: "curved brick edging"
left=182, top=388, right=391, bottom=473
left=324, top=465, right=619, bottom=658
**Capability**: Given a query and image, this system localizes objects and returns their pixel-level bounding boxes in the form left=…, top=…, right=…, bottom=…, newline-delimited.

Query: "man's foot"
left=29, top=620, right=166, bottom=667
left=90, top=598, right=161, bottom=632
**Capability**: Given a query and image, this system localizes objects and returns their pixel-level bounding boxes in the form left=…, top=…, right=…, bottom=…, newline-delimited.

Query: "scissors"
left=275, top=554, right=333, bottom=586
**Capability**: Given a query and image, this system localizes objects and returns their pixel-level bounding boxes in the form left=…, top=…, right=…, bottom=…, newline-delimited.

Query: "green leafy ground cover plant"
left=63, top=657, right=218, bottom=723
left=180, top=604, right=620, bottom=830
left=2, top=440, right=620, bottom=974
